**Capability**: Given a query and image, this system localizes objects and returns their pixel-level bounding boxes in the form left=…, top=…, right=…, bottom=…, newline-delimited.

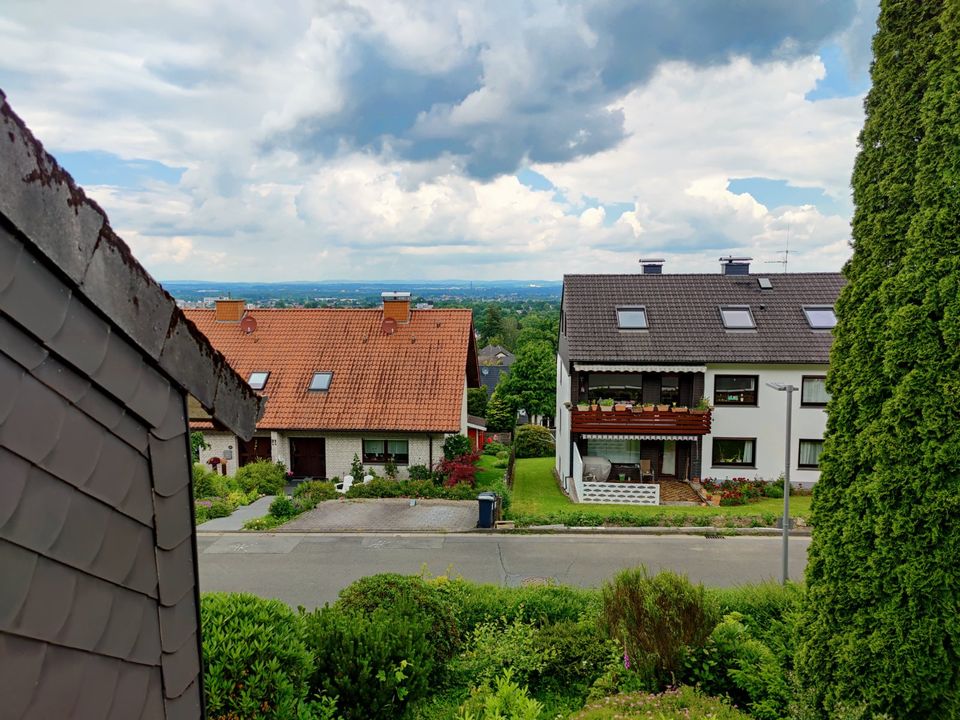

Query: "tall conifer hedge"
left=798, top=1, right=960, bottom=716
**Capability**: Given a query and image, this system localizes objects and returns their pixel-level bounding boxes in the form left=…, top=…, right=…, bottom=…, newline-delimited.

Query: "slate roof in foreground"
left=562, top=272, right=845, bottom=365
left=185, top=308, right=478, bottom=433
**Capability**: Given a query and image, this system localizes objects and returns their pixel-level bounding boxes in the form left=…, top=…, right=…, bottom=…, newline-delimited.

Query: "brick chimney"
left=381, top=291, right=412, bottom=323
left=214, top=299, right=246, bottom=322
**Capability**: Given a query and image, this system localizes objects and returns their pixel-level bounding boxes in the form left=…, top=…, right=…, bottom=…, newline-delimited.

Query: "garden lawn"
left=510, top=458, right=811, bottom=526
left=475, top=453, right=506, bottom=491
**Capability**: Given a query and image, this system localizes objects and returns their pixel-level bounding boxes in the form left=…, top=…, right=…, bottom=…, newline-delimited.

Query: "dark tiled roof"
left=563, top=273, right=845, bottom=364
left=479, top=364, right=508, bottom=396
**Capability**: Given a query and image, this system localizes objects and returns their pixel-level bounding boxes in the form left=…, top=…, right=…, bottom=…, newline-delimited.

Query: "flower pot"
left=690, top=409, right=708, bottom=415
left=600, top=405, right=614, bottom=412
left=656, top=404, right=670, bottom=412
left=643, top=404, right=655, bottom=412
left=614, top=404, right=627, bottom=412
left=576, top=403, right=589, bottom=411
left=671, top=406, right=688, bottom=413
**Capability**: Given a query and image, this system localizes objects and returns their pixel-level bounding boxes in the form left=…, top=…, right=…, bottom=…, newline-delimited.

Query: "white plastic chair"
left=363, top=474, right=374, bottom=484
left=335, top=475, right=354, bottom=493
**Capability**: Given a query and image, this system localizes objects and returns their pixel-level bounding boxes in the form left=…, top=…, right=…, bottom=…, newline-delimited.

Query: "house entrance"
left=290, top=437, right=326, bottom=478
left=238, top=436, right=272, bottom=466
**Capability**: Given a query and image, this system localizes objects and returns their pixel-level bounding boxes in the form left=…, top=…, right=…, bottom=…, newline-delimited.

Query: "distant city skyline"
left=2, top=1, right=878, bottom=281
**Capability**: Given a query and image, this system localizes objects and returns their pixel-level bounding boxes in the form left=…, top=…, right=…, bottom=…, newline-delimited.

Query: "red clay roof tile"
left=184, top=308, right=474, bottom=433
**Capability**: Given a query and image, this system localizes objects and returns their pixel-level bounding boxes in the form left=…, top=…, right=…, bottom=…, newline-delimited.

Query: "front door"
left=290, top=438, right=326, bottom=478
left=238, top=436, right=272, bottom=466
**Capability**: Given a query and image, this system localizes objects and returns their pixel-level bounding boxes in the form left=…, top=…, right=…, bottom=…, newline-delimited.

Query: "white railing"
left=573, top=444, right=584, bottom=502
left=580, top=482, right=660, bottom=505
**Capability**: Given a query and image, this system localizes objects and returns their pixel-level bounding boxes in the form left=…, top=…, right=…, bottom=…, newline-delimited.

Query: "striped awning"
left=582, top=434, right=699, bottom=441
left=573, top=363, right=706, bottom=373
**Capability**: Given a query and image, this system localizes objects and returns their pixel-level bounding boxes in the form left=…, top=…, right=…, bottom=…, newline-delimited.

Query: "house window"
left=801, top=376, right=830, bottom=406
left=712, top=438, right=756, bottom=467
left=617, top=307, right=648, bottom=329
left=799, top=439, right=824, bottom=468
left=719, top=305, right=756, bottom=329
left=247, top=371, right=269, bottom=390
left=362, top=439, right=410, bottom=464
left=803, top=306, right=837, bottom=329
left=309, top=372, right=333, bottom=391
left=660, top=375, right=679, bottom=405
left=713, top=375, right=758, bottom=405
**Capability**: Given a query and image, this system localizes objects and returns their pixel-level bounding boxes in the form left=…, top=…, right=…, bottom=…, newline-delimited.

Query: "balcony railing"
left=570, top=407, right=712, bottom=435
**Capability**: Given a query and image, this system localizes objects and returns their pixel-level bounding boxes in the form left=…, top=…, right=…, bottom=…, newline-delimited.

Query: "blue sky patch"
left=55, top=150, right=186, bottom=188
left=516, top=167, right=555, bottom=191
left=806, top=43, right=870, bottom=101
left=728, top=177, right=844, bottom=216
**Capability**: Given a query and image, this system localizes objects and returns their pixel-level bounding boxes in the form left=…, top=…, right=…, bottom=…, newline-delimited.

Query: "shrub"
left=532, top=619, right=612, bottom=694
left=201, top=593, right=314, bottom=719
left=601, top=567, right=718, bottom=686
left=350, top=453, right=364, bottom=481
left=195, top=504, right=210, bottom=525
left=436, top=453, right=480, bottom=488
left=684, top=613, right=791, bottom=720
left=193, top=463, right=219, bottom=498
left=384, top=458, right=399, bottom=479
left=408, top=464, right=435, bottom=482
left=207, top=498, right=234, bottom=519
left=293, top=480, right=338, bottom=510
left=336, top=573, right=460, bottom=663
left=450, top=616, right=550, bottom=690
left=482, top=441, right=508, bottom=456
left=572, top=686, right=751, bottom=720
left=302, top=604, right=434, bottom=720
left=513, top=425, right=555, bottom=458
left=190, top=431, right=209, bottom=462
left=269, top=496, right=297, bottom=519
left=763, top=481, right=784, bottom=498
left=443, top=433, right=473, bottom=460
left=456, top=669, right=544, bottom=720
left=235, top=460, right=287, bottom=495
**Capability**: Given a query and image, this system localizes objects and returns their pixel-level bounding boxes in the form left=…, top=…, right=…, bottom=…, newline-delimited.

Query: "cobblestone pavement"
left=278, top=498, right=478, bottom=532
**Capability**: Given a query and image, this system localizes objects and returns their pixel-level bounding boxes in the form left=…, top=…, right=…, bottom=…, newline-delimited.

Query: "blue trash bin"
left=477, top=491, right=497, bottom=528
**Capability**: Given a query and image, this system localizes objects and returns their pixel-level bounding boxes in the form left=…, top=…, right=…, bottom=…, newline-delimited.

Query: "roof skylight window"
left=719, top=306, right=756, bottom=329
left=617, top=307, right=648, bottom=329
left=247, top=371, right=269, bottom=391
left=803, top=306, right=837, bottom=329
left=309, top=372, right=333, bottom=391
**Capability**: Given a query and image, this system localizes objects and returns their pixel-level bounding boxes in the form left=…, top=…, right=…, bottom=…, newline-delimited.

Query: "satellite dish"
left=381, top=318, right=397, bottom=335
left=240, top=315, right=258, bottom=335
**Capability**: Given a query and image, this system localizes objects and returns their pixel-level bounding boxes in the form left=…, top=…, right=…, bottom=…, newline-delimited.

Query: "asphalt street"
left=197, top=532, right=811, bottom=609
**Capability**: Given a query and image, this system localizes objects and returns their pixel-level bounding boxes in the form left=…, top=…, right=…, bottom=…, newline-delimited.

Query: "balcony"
left=570, top=407, right=712, bottom=435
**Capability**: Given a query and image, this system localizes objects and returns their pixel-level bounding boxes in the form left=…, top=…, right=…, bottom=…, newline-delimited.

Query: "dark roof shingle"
left=563, top=273, right=845, bottom=364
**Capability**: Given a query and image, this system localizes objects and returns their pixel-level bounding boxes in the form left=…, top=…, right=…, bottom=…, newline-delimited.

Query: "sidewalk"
left=197, top=495, right=275, bottom=531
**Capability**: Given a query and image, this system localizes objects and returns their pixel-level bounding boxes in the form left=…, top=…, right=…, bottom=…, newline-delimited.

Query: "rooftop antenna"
left=765, top=225, right=795, bottom=273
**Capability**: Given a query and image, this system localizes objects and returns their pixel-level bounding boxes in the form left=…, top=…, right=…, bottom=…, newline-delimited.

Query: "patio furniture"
left=639, top=459, right=655, bottom=482
left=581, top=456, right=612, bottom=482
left=336, top=475, right=354, bottom=493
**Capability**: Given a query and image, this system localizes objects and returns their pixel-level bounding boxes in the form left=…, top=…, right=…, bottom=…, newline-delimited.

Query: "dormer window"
left=247, top=371, right=269, bottom=391
left=803, top=306, right=837, bottom=329
left=617, top=307, right=648, bottom=329
left=719, top=305, right=756, bottom=329
left=309, top=372, right=333, bottom=391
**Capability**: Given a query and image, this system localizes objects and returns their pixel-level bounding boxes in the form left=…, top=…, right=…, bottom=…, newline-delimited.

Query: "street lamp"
left=766, top=382, right=796, bottom=585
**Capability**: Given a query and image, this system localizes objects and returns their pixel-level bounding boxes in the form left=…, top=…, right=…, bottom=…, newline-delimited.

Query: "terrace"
left=570, top=406, right=712, bottom=435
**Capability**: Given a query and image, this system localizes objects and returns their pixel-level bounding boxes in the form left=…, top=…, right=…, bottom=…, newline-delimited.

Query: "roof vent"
left=382, top=291, right=412, bottom=324
left=720, top=256, right=752, bottom=276
left=639, top=258, right=665, bottom=274
left=758, top=277, right=773, bottom=290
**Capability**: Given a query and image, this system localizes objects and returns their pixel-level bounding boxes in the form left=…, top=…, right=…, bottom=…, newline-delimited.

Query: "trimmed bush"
left=513, top=425, right=555, bottom=458
left=193, top=463, right=220, bottom=498
left=572, top=686, right=751, bottom=720
left=482, top=441, right=508, bottom=456
left=303, top=604, right=434, bottom=720
left=201, top=593, right=314, bottom=719
left=601, top=567, right=717, bottom=685
left=443, top=433, right=473, bottom=460
left=235, top=460, right=287, bottom=495
left=268, top=496, right=296, bottom=519
left=337, top=573, right=460, bottom=663
left=207, top=498, right=234, bottom=519
left=532, top=619, right=612, bottom=694
left=292, top=480, right=338, bottom=511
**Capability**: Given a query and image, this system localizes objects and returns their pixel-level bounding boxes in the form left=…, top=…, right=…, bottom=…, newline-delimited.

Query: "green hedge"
left=513, top=425, right=555, bottom=458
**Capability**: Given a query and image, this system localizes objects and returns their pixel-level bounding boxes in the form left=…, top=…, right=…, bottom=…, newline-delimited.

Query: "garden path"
left=197, top=495, right=277, bottom=531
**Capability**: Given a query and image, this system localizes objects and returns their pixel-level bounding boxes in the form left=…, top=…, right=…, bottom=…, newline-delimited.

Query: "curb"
left=198, top=526, right=812, bottom=537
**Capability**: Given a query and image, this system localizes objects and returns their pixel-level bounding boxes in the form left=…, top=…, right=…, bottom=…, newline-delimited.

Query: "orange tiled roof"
left=184, top=308, right=477, bottom=432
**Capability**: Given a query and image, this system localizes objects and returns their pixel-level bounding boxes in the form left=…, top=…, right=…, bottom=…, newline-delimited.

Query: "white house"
left=185, top=293, right=480, bottom=480
left=555, top=259, right=844, bottom=501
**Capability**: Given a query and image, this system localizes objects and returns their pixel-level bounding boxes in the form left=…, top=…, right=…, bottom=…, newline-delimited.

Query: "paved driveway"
left=279, top=498, right=478, bottom=532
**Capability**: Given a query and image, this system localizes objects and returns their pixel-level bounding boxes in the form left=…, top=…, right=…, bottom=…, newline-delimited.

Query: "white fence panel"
left=580, top=482, right=660, bottom=505
left=573, top=443, right=584, bottom=502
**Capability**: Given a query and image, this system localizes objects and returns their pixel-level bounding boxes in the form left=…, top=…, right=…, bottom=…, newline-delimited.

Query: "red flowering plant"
left=435, top=451, right=481, bottom=488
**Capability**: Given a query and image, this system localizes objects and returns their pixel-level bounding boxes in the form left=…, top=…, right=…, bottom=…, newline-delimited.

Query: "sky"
left=0, top=0, right=878, bottom=282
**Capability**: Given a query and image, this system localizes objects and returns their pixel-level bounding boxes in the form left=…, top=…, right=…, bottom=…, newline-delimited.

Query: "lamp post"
left=766, top=382, right=796, bottom=585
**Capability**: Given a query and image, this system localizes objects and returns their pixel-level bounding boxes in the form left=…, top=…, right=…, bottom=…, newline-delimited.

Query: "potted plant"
left=642, top=403, right=655, bottom=412
left=655, top=403, right=670, bottom=412
left=599, top=398, right=615, bottom=412
left=691, top=396, right=711, bottom=415
left=614, top=401, right=627, bottom=411
left=576, top=401, right=590, bottom=411
left=671, top=405, right=688, bottom=413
